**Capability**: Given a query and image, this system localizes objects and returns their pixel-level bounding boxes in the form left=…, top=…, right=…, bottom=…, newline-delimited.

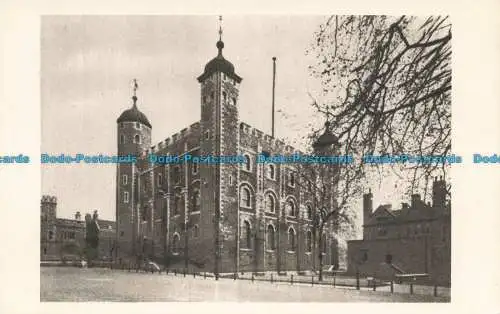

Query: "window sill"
left=305, top=252, right=312, bottom=255
left=240, top=206, right=253, bottom=210
left=265, top=249, right=276, bottom=253
left=286, top=250, right=296, bottom=254
left=190, top=211, right=201, bottom=215
left=240, top=248, right=253, bottom=252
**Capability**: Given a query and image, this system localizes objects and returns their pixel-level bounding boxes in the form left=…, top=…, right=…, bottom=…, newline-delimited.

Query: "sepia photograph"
left=39, top=15, right=452, bottom=302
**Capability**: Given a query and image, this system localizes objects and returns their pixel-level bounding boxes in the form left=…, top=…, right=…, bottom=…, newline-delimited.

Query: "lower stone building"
left=40, top=195, right=116, bottom=262
left=346, top=177, right=451, bottom=286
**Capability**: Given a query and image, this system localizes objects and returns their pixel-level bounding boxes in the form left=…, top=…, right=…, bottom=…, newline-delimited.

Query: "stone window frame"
left=285, top=198, right=297, bottom=217
left=242, top=154, right=252, bottom=173
left=122, top=174, right=128, bottom=185
left=240, top=186, right=252, bottom=209
left=266, top=224, right=276, bottom=251
left=305, top=229, right=313, bottom=253
left=264, top=192, right=276, bottom=213
left=123, top=191, right=129, bottom=203
left=119, top=134, right=126, bottom=144
left=134, top=134, right=141, bottom=144
left=304, top=203, right=313, bottom=221
left=172, top=233, right=181, bottom=255
left=240, top=220, right=252, bottom=250
left=266, top=164, right=276, bottom=180
left=192, top=224, right=200, bottom=238
left=287, top=226, right=296, bottom=253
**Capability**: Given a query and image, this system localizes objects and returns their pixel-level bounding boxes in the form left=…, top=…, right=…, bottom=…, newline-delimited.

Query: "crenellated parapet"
left=41, top=195, right=57, bottom=204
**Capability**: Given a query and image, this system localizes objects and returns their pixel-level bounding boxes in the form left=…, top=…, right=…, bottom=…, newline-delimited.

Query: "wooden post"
left=311, top=275, right=314, bottom=286
left=333, top=273, right=336, bottom=287
left=271, top=274, right=274, bottom=284
left=373, top=278, right=376, bottom=291
left=252, top=273, right=254, bottom=283
left=291, top=275, right=293, bottom=285
left=434, top=285, right=438, bottom=297
left=410, top=283, right=414, bottom=294
left=390, top=281, right=394, bottom=293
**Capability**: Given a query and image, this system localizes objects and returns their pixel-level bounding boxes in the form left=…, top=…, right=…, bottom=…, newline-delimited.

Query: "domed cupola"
left=313, top=121, right=339, bottom=150
left=197, top=22, right=242, bottom=83
left=117, top=80, right=152, bottom=128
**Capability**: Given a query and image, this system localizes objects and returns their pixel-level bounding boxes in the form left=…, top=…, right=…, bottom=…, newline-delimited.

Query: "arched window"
left=192, top=225, right=200, bottom=238
left=241, top=221, right=252, bottom=249
left=306, top=230, right=312, bottom=253
left=172, top=234, right=180, bottom=254
left=266, top=225, right=275, bottom=250
left=222, top=91, right=227, bottom=102
left=306, top=204, right=313, bottom=220
left=232, top=97, right=237, bottom=106
left=192, top=188, right=200, bottom=211
left=289, top=172, right=295, bottom=187
left=267, top=164, right=275, bottom=179
left=134, top=134, right=141, bottom=144
left=174, top=196, right=182, bottom=216
left=243, top=154, right=251, bottom=171
left=119, top=134, right=125, bottom=144
left=265, top=194, right=275, bottom=213
left=286, top=200, right=296, bottom=217
left=135, top=122, right=141, bottom=129
left=288, top=228, right=296, bottom=251
left=240, top=187, right=251, bottom=208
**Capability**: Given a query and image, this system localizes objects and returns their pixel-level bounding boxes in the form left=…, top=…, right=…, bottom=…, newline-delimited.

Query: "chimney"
left=432, top=176, right=447, bottom=208
left=75, top=211, right=81, bottom=220
left=411, top=194, right=421, bottom=209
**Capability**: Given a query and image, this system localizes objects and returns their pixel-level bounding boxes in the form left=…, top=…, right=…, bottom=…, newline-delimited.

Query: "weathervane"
left=132, top=78, right=138, bottom=107
left=218, top=15, right=223, bottom=41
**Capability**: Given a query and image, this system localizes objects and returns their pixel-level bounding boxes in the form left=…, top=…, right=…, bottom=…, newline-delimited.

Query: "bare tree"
left=307, top=15, right=452, bottom=198
left=291, top=122, right=360, bottom=281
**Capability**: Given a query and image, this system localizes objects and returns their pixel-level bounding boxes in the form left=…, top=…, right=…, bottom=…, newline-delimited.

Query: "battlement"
left=41, top=195, right=57, bottom=204
left=149, top=122, right=201, bottom=155
left=239, top=121, right=302, bottom=154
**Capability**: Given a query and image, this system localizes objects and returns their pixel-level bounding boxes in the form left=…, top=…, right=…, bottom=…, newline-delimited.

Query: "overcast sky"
left=41, top=15, right=402, bottom=222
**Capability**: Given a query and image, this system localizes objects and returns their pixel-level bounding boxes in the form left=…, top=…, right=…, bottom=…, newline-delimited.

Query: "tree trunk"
left=318, top=225, right=324, bottom=281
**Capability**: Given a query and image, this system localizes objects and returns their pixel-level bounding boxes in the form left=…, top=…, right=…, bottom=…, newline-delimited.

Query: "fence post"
left=311, top=275, right=314, bottom=286
left=166, top=268, right=169, bottom=275
left=410, top=283, right=414, bottom=294
left=271, top=274, right=274, bottom=284
left=234, top=272, right=237, bottom=280
left=434, top=285, right=438, bottom=297
left=356, top=271, right=360, bottom=290
left=183, top=269, right=186, bottom=277
left=291, top=275, right=293, bottom=285
left=252, top=273, right=254, bottom=283
left=333, top=273, right=336, bottom=287
left=193, top=272, right=196, bottom=278
left=390, top=280, right=394, bottom=293
left=373, top=278, right=376, bottom=291
left=174, top=269, right=177, bottom=276
left=204, top=272, right=206, bottom=279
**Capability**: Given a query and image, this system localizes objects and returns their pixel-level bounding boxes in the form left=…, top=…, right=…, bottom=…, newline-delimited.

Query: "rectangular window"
left=205, top=130, right=210, bottom=139
left=157, top=174, right=163, bottom=187
left=124, top=191, right=129, bottom=203
left=192, top=163, right=199, bottom=175
left=122, top=174, right=128, bottom=185
left=136, top=122, right=141, bottom=130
